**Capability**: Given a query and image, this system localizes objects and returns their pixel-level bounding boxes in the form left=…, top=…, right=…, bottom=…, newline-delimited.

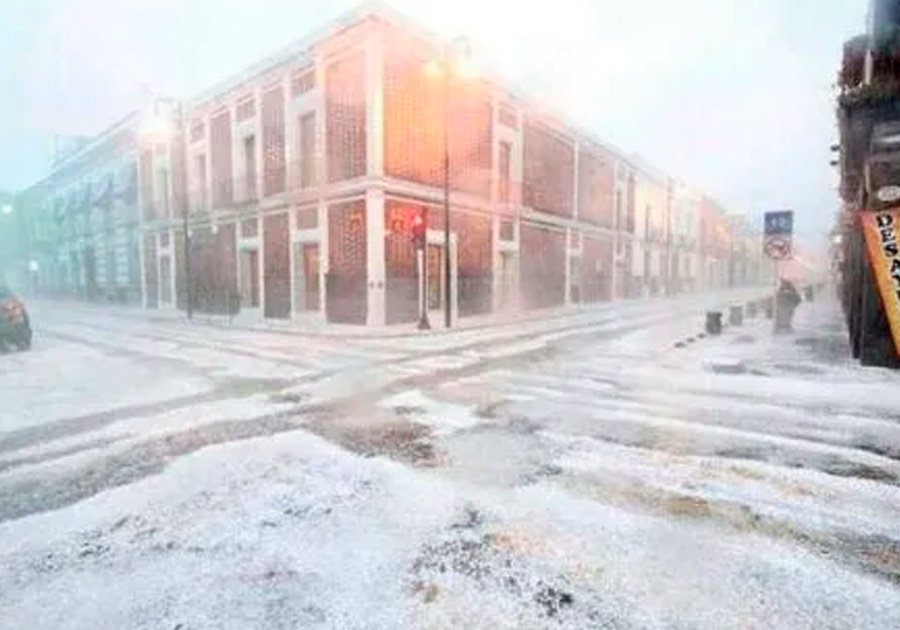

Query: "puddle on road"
left=329, top=421, right=438, bottom=467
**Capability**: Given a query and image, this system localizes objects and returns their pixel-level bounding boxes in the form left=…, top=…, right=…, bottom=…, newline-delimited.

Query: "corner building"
left=138, top=4, right=737, bottom=326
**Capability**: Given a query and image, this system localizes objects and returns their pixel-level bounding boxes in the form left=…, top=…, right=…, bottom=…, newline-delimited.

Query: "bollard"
left=745, top=301, right=758, bottom=318
left=764, top=297, right=774, bottom=319
left=729, top=305, right=744, bottom=327
left=705, top=311, right=723, bottom=335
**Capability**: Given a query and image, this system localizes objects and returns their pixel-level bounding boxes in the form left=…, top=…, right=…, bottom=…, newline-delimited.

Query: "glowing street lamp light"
left=425, top=37, right=476, bottom=329
left=1, top=203, right=12, bottom=215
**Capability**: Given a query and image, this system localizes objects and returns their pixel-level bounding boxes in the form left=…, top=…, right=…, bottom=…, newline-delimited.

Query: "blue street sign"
left=764, top=210, right=793, bottom=237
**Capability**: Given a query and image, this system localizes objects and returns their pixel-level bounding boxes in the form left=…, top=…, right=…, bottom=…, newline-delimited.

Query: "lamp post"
left=427, top=37, right=474, bottom=329
left=183, top=208, right=192, bottom=320
left=441, top=59, right=451, bottom=329
left=665, top=179, right=673, bottom=296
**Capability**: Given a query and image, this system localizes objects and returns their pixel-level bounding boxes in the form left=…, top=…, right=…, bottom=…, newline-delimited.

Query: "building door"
left=293, top=242, right=320, bottom=312
left=159, top=255, right=173, bottom=306
left=326, top=201, right=367, bottom=324
left=239, top=248, right=260, bottom=309
left=427, top=243, right=444, bottom=313
left=303, top=244, right=320, bottom=311
left=499, top=251, right=516, bottom=310
left=263, top=213, right=291, bottom=319
left=143, top=235, right=158, bottom=308
left=83, top=247, right=98, bottom=299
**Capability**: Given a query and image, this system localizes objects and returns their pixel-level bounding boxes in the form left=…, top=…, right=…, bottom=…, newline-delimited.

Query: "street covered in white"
left=1, top=290, right=899, bottom=629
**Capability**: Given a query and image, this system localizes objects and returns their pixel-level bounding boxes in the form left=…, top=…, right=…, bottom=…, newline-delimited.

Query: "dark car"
left=0, top=286, right=32, bottom=351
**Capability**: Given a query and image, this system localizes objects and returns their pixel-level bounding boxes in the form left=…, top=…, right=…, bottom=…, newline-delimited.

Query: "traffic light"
left=411, top=209, right=426, bottom=249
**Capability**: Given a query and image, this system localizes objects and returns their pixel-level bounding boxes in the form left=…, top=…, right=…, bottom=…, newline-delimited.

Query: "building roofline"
left=23, top=110, right=140, bottom=193
left=188, top=2, right=410, bottom=108
left=184, top=2, right=643, bottom=169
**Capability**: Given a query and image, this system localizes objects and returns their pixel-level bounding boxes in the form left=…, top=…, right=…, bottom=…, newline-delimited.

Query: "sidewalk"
left=30, top=285, right=774, bottom=342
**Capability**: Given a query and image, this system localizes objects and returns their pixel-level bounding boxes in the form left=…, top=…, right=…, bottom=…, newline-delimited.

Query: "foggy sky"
left=0, top=0, right=868, bottom=246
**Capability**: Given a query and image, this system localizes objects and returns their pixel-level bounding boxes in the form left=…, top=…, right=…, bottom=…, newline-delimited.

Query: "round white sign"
left=764, top=236, right=792, bottom=260
left=876, top=185, right=900, bottom=203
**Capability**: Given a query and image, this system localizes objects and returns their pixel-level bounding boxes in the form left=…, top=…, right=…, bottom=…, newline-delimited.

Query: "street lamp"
left=426, top=37, right=475, bottom=329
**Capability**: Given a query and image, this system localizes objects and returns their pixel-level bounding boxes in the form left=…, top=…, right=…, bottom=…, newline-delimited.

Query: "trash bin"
left=706, top=311, right=723, bottom=335
left=729, top=305, right=743, bottom=327
left=775, top=280, right=801, bottom=333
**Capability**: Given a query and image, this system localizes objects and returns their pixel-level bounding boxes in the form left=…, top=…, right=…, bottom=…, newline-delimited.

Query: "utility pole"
left=183, top=206, right=192, bottom=320
left=442, top=50, right=452, bottom=329
left=665, top=178, right=673, bottom=295
left=728, top=219, right=735, bottom=288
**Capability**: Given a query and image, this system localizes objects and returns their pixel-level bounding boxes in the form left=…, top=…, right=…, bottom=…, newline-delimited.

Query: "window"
left=190, top=119, right=204, bottom=143
left=615, top=190, right=623, bottom=228
left=157, top=168, right=169, bottom=218
left=243, top=135, right=257, bottom=200
left=299, top=111, right=316, bottom=188
left=240, top=218, right=258, bottom=238
left=140, top=149, right=154, bottom=220
left=195, top=154, right=207, bottom=211
left=326, top=53, right=366, bottom=182
left=522, top=118, right=575, bottom=216
left=236, top=98, right=255, bottom=122
left=499, top=104, right=518, bottom=129
left=296, top=207, right=318, bottom=230
left=262, top=85, right=286, bottom=196
left=500, top=220, right=515, bottom=241
left=291, top=68, right=315, bottom=97
left=626, top=175, right=636, bottom=233
left=499, top=141, right=512, bottom=203
left=159, top=232, right=170, bottom=248
left=210, top=110, right=233, bottom=206
left=578, top=150, right=614, bottom=227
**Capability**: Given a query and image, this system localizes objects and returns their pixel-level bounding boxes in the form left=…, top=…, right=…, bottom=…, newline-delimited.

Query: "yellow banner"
left=862, top=208, right=900, bottom=354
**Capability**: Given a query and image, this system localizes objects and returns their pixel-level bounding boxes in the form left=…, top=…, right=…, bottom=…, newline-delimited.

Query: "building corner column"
left=366, top=188, right=386, bottom=326
left=365, top=23, right=384, bottom=178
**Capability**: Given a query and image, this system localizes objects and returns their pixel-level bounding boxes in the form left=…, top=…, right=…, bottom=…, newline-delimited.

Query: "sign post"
left=763, top=210, right=794, bottom=331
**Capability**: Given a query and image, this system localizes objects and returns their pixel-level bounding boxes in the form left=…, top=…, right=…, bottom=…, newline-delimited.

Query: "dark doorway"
left=263, top=213, right=291, bottom=319
left=326, top=201, right=367, bottom=324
